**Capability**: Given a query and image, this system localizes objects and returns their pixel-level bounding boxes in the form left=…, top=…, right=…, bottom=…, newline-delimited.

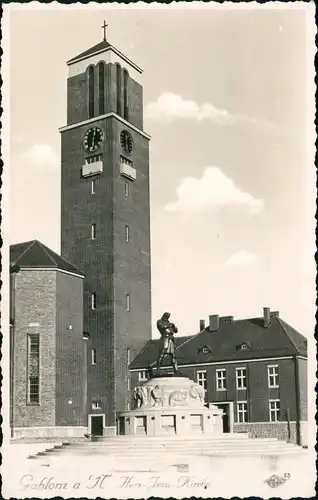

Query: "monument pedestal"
left=118, top=376, right=223, bottom=437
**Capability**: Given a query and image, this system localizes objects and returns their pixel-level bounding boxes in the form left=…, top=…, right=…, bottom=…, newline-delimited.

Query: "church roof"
left=67, top=39, right=143, bottom=73
left=130, top=314, right=307, bottom=370
left=10, top=240, right=85, bottom=278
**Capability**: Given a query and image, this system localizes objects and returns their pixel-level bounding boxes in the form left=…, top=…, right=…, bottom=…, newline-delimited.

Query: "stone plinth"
left=118, top=376, right=223, bottom=437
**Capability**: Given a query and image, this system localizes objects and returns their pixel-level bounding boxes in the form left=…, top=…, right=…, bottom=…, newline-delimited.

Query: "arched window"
left=98, top=62, right=105, bottom=115
left=123, top=69, right=129, bottom=121
left=116, top=64, right=122, bottom=116
left=88, top=66, right=95, bottom=119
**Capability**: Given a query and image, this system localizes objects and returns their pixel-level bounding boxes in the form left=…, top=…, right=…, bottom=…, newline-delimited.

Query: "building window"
left=127, top=348, right=131, bottom=365
left=269, top=400, right=280, bottom=422
left=92, top=400, right=101, bottom=410
left=116, top=64, right=122, bottom=116
left=92, top=348, right=97, bottom=365
left=86, top=154, right=102, bottom=164
left=123, top=69, right=129, bottom=121
left=127, top=377, right=130, bottom=391
left=196, top=370, right=207, bottom=391
left=125, top=181, right=129, bottom=197
left=216, top=369, right=227, bottom=391
left=91, top=223, right=96, bottom=240
left=120, top=155, right=133, bottom=167
left=268, top=365, right=279, bottom=388
left=27, top=334, right=40, bottom=404
left=91, top=292, right=96, bottom=310
left=237, top=402, right=248, bottom=423
left=126, top=294, right=130, bottom=311
left=88, top=65, right=95, bottom=119
left=139, top=370, right=147, bottom=382
left=125, top=225, right=130, bottom=242
left=236, top=368, right=247, bottom=390
left=91, top=180, right=96, bottom=195
left=98, top=62, right=105, bottom=115
left=127, top=402, right=131, bottom=410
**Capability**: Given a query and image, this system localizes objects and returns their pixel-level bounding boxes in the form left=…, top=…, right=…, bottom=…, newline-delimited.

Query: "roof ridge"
left=38, top=241, right=58, bottom=266
left=276, top=317, right=299, bottom=353
left=14, top=240, right=37, bottom=264
left=55, top=251, right=85, bottom=276
left=130, top=339, right=153, bottom=367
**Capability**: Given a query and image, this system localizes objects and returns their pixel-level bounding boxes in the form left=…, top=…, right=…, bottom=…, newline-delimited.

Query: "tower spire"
left=102, top=20, right=108, bottom=42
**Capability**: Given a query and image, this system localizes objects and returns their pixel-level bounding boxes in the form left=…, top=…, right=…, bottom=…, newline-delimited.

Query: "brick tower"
left=59, top=26, right=152, bottom=432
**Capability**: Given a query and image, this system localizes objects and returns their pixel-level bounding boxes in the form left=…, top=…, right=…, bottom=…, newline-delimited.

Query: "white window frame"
left=126, top=294, right=130, bottom=311
left=125, top=225, right=130, bottom=242
left=268, top=364, right=279, bottom=388
left=269, top=399, right=280, bottom=422
left=216, top=369, right=227, bottom=391
left=236, top=367, right=247, bottom=390
left=125, top=181, right=129, bottom=197
left=139, top=370, right=147, bottom=382
left=92, top=348, right=97, bottom=365
left=196, top=370, right=207, bottom=390
left=91, top=179, right=96, bottom=194
left=91, top=292, right=96, bottom=310
left=237, top=401, right=248, bottom=423
left=91, top=223, right=96, bottom=240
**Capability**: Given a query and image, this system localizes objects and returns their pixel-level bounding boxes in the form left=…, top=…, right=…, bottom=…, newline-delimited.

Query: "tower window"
left=126, top=294, right=130, bottom=311
left=98, top=62, right=105, bottom=115
left=91, top=292, right=97, bottom=310
left=125, top=181, right=129, bottom=197
left=127, top=377, right=131, bottom=391
left=116, top=64, right=122, bottom=116
left=88, top=66, right=95, bottom=119
left=127, top=348, right=131, bottom=365
left=123, top=69, right=129, bottom=121
left=125, top=225, right=130, bottom=242
left=27, top=334, right=40, bottom=404
left=91, top=180, right=96, bottom=195
left=92, top=349, right=97, bottom=365
left=91, top=223, right=96, bottom=240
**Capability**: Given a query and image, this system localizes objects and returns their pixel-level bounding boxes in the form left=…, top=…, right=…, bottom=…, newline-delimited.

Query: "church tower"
left=59, top=24, right=152, bottom=431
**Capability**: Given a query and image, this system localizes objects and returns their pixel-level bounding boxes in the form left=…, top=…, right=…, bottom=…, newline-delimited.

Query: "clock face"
left=120, top=130, right=133, bottom=154
left=83, top=127, right=104, bottom=152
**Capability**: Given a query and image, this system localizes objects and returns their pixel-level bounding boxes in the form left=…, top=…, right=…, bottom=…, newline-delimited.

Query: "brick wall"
left=55, top=272, right=85, bottom=426
left=234, top=422, right=298, bottom=443
left=13, top=270, right=57, bottom=428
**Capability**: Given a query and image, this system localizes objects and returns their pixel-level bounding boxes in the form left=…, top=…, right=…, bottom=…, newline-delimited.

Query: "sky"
left=6, top=3, right=316, bottom=339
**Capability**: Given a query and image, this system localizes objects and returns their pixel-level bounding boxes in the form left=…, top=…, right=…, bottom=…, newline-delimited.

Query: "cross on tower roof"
left=102, top=20, right=108, bottom=41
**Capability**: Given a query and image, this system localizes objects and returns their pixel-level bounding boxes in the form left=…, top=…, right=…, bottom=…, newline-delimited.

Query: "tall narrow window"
left=88, top=66, right=95, bottom=119
left=126, top=294, right=130, bottom=311
left=127, top=377, right=130, bottom=391
left=91, top=292, right=96, bottom=310
left=123, top=69, right=129, bottom=120
left=127, top=348, right=131, bottom=365
left=237, top=402, right=248, bottom=423
left=91, top=223, right=96, bottom=240
left=27, top=334, right=40, bottom=404
left=125, top=225, right=130, bottom=242
left=116, top=64, right=122, bottom=116
left=216, top=369, right=227, bottom=391
left=125, top=181, right=129, bottom=197
left=92, top=348, right=97, bottom=365
left=268, top=365, right=279, bottom=388
left=196, top=370, right=207, bottom=391
left=98, top=62, right=105, bottom=115
left=269, top=400, right=280, bottom=422
left=91, top=180, right=96, bottom=195
left=236, top=368, right=247, bottom=389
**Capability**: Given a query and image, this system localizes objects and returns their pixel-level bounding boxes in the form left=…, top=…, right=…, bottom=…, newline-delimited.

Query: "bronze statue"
left=156, top=312, right=178, bottom=374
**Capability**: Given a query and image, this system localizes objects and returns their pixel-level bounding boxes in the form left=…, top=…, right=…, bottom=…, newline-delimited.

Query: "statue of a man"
left=156, top=312, right=178, bottom=374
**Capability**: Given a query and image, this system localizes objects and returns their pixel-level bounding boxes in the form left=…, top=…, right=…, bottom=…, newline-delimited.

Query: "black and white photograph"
left=2, top=3, right=316, bottom=497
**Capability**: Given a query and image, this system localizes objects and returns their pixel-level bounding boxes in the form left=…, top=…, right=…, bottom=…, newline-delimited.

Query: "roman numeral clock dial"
left=83, top=127, right=104, bottom=152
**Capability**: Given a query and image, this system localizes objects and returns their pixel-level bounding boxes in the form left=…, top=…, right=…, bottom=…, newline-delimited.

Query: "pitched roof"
left=130, top=314, right=307, bottom=369
left=67, top=40, right=111, bottom=64
left=10, top=240, right=85, bottom=278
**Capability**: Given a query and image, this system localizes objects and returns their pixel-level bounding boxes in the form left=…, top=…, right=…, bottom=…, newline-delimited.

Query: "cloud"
left=18, top=144, right=59, bottom=169
left=223, top=251, right=261, bottom=270
left=144, top=93, right=275, bottom=131
left=165, top=167, right=264, bottom=215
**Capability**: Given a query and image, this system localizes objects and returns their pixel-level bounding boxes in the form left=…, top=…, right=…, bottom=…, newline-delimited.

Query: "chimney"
left=209, top=315, right=219, bottom=331
left=199, top=319, right=206, bottom=331
left=263, top=307, right=271, bottom=328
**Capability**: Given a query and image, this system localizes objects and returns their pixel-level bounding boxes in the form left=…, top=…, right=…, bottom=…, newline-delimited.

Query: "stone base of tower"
left=117, top=375, right=223, bottom=437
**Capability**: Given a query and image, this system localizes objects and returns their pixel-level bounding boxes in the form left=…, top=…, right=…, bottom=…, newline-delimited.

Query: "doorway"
left=90, top=415, right=104, bottom=436
left=215, top=403, right=230, bottom=433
